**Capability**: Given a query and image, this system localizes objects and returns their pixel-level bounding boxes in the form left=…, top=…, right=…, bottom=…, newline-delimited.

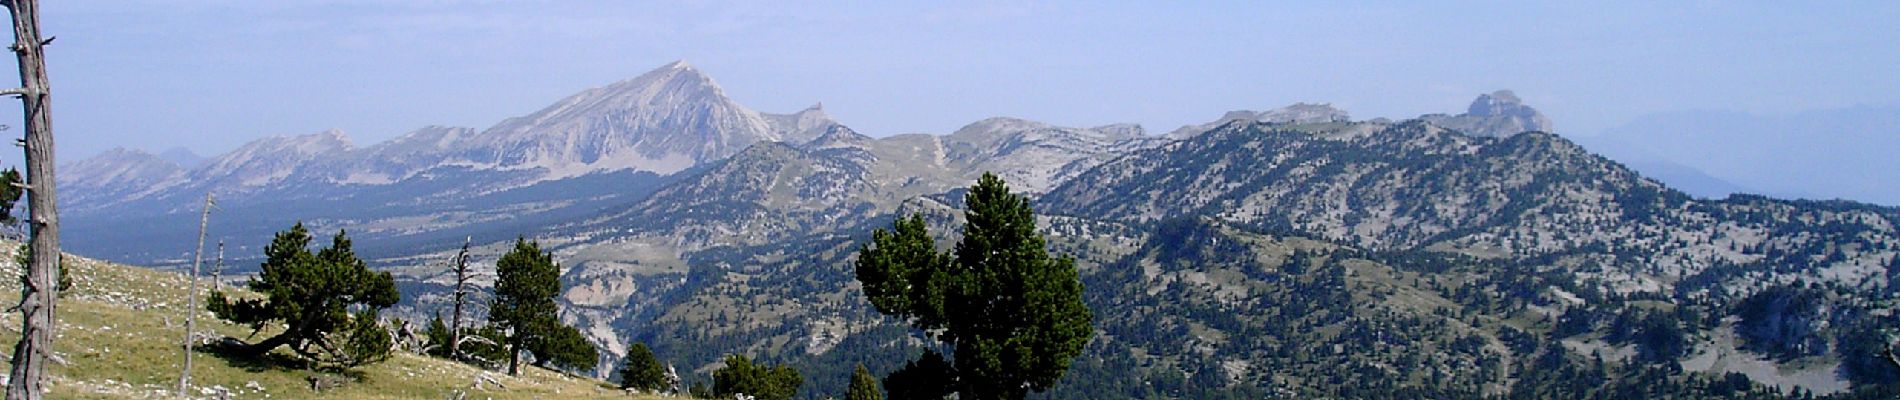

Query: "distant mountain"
left=1592, top=105, right=1900, bottom=206
left=62, top=65, right=1900, bottom=398
left=1165, top=90, right=1551, bottom=140
left=456, top=60, right=836, bottom=179
left=156, top=147, right=207, bottom=169
left=192, top=129, right=354, bottom=190
left=1569, top=133, right=1752, bottom=199
left=60, top=61, right=836, bottom=263
left=942, top=117, right=1166, bottom=192
left=1167, top=102, right=1352, bottom=138
left=60, top=148, right=188, bottom=213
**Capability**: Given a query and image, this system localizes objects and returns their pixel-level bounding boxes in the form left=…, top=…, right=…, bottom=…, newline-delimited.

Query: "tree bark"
left=4, top=0, right=58, bottom=398
left=508, top=344, right=521, bottom=376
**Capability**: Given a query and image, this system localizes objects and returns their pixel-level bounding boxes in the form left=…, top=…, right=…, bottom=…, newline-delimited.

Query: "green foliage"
left=422, top=311, right=512, bottom=370
left=338, top=309, right=393, bottom=367
left=854, top=173, right=1094, bottom=399
left=490, top=237, right=596, bottom=375
left=0, top=168, right=20, bottom=225
left=711, top=354, right=801, bottom=400
left=205, top=222, right=399, bottom=369
left=456, top=325, right=511, bottom=370
left=536, top=322, right=599, bottom=372
left=882, top=351, right=952, bottom=400
left=13, top=243, right=70, bottom=295
left=423, top=313, right=452, bottom=358
left=1736, top=284, right=1830, bottom=359
left=618, top=342, right=669, bottom=392
left=1835, top=319, right=1900, bottom=386
left=845, top=364, right=883, bottom=400
left=688, top=381, right=713, bottom=399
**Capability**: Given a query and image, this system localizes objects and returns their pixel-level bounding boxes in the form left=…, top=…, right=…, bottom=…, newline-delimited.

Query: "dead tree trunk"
left=3, top=1, right=58, bottom=398
left=448, top=237, right=471, bottom=360
left=178, top=194, right=214, bottom=394
left=212, top=241, right=224, bottom=291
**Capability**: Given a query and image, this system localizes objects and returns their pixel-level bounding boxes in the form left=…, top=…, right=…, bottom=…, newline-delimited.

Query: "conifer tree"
left=618, top=342, right=668, bottom=392
left=846, top=364, right=883, bottom=400
left=855, top=172, right=1093, bottom=400
left=423, top=313, right=452, bottom=358
left=489, top=237, right=595, bottom=375
left=711, top=354, right=801, bottom=400
left=206, top=222, right=399, bottom=368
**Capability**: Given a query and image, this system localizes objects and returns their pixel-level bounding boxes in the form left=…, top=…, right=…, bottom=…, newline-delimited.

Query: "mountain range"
left=59, top=61, right=1900, bottom=399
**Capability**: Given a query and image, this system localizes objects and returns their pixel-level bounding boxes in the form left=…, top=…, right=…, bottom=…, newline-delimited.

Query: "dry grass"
left=0, top=241, right=668, bottom=399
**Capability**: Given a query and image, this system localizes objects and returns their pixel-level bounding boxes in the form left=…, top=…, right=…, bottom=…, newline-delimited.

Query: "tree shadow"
left=195, top=344, right=373, bottom=388
left=197, top=345, right=307, bottom=373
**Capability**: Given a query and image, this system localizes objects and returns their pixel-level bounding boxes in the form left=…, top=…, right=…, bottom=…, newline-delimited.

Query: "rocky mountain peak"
left=1468, top=90, right=1523, bottom=116
left=1419, top=90, right=1554, bottom=137
left=463, top=61, right=821, bottom=178
left=805, top=124, right=873, bottom=149
left=594, top=60, right=726, bottom=108
left=1259, top=102, right=1352, bottom=124
left=764, top=102, right=840, bottom=144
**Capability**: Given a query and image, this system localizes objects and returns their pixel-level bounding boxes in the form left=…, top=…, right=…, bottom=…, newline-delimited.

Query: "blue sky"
left=4, top=1, right=1897, bottom=201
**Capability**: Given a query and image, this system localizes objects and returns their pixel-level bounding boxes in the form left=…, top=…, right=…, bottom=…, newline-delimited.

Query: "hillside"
left=528, top=120, right=1900, bottom=398
left=0, top=242, right=652, bottom=400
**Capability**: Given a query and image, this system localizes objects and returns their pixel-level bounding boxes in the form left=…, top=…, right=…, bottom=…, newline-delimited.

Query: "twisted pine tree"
left=206, top=222, right=399, bottom=368
left=855, top=172, right=1094, bottom=400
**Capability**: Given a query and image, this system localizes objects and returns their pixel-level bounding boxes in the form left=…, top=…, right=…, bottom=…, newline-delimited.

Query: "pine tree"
left=206, top=222, right=399, bottom=368
left=537, top=322, right=598, bottom=372
left=423, top=313, right=452, bottom=358
left=846, top=364, right=883, bottom=400
left=711, top=354, right=801, bottom=400
left=618, top=342, right=668, bottom=392
left=855, top=173, right=1094, bottom=399
left=489, top=237, right=595, bottom=375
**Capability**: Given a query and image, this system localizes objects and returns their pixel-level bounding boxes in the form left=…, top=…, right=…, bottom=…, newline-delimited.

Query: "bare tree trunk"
left=3, top=1, right=58, bottom=398
left=178, top=194, right=213, bottom=394
left=449, top=237, right=470, bottom=359
left=212, top=241, right=223, bottom=291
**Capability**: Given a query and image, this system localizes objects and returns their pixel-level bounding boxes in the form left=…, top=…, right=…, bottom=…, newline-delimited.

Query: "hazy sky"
left=4, top=2, right=1897, bottom=179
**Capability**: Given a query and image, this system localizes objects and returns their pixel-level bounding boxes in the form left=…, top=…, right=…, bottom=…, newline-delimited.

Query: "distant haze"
left=2, top=1, right=1896, bottom=205
left=1577, top=105, right=1900, bottom=205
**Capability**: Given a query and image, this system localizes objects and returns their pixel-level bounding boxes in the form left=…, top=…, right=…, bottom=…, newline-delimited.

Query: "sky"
left=2, top=1, right=1896, bottom=202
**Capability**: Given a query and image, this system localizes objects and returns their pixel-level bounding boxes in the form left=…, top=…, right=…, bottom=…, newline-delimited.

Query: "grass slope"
left=0, top=241, right=661, bottom=399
